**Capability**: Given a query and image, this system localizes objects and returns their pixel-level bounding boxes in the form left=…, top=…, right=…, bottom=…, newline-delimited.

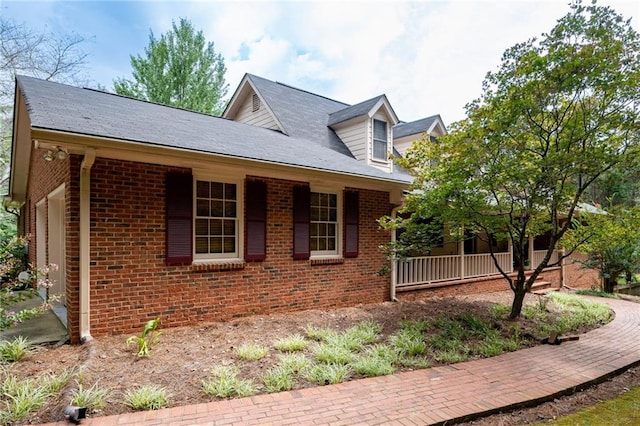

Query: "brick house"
left=6, top=74, right=597, bottom=344
left=8, top=74, right=445, bottom=343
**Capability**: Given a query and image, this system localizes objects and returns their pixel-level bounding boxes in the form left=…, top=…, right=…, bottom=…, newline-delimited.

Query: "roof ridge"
left=273, top=80, right=350, bottom=107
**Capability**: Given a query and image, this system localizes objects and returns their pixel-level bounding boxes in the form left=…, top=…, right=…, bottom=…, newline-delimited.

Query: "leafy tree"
left=0, top=18, right=88, bottom=237
left=565, top=206, right=640, bottom=292
left=113, top=18, right=228, bottom=115
left=386, top=1, right=640, bottom=318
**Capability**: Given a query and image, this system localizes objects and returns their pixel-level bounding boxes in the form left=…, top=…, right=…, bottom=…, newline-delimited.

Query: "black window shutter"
left=344, top=190, right=359, bottom=258
left=293, top=185, right=310, bottom=259
left=245, top=180, right=267, bottom=261
left=166, top=172, right=193, bottom=265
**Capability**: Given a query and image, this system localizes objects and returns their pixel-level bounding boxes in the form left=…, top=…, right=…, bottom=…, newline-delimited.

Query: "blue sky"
left=2, top=0, right=638, bottom=124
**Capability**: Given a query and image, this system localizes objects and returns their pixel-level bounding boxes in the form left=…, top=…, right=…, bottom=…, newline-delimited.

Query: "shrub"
left=124, top=384, right=169, bottom=410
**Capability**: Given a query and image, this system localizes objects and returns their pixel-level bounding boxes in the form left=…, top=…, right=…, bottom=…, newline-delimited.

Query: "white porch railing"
left=464, top=252, right=512, bottom=278
left=396, top=248, right=559, bottom=288
left=531, top=249, right=559, bottom=269
left=396, top=251, right=513, bottom=287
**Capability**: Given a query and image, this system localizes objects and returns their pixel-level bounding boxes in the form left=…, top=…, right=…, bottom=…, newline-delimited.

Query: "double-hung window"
left=195, top=180, right=239, bottom=259
left=310, top=191, right=339, bottom=256
left=373, top=119, right=388, bottom=161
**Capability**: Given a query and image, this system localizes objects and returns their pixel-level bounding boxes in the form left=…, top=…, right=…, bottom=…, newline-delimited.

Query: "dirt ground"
left=5, top=291, right=638, bottom=425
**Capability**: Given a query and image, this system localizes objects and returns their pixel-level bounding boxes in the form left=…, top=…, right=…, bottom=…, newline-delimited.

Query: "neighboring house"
left=6, top=73, right=597, bottom=344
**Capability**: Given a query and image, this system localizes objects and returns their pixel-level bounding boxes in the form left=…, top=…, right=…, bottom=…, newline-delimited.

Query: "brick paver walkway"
left=42, top=297, right=640, bottom=426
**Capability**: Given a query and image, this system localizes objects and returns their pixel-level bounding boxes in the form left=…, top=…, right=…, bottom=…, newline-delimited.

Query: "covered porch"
left=394, top=234, right=559, bottom=288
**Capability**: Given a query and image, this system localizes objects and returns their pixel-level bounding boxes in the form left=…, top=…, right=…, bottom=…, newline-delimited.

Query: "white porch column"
left=459, top=238, right=465, bottom=279
left=528, top=236, right=534, bottom=270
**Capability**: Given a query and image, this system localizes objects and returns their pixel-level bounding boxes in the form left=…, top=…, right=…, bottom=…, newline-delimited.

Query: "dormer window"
left=373, top=119, right=388, bottom=161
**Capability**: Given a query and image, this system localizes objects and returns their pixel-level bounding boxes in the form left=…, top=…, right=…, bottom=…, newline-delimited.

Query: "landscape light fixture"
left=43, top=150, right=54, bottom=161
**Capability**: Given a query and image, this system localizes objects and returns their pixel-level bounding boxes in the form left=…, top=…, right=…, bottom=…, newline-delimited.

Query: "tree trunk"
left=603, top=276, right=617, bottom=293
left=509, top=286, right=527, bottom=319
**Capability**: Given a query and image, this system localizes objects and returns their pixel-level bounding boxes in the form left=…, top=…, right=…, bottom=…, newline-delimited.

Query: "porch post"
left=459, top=237, right=465, bottom=279
left=508, top=238, right=513, bottom=273
left=528, top=236, right=534, bottom=270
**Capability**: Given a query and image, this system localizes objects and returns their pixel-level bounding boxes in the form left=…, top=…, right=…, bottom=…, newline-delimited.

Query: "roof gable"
left=393, top=115, right=447, bottom=139
left=328, top=95, right=399, bottom=127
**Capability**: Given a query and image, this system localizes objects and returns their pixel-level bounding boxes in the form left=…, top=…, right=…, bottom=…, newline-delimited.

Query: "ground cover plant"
left=2, top=291, right=615, bottom=424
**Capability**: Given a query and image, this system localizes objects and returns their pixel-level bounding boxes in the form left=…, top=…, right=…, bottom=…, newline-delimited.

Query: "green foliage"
left=490, top=303, right=511, bottom=319
left=113, top=18, right=228, bottom=115
left=277, top=353, right=311, bottom=375
left=0, top=336, right=31, bottom=363
left=70, top=382, right=111, bottom=411
left=304, top=325, right=336, bottom=342
left=575, top=289, right=620, bottom=299
left=262, top=365, right=295, bottom=393
left=235, top=342, right=268, bottom=360
left=124, top=384, right=169, bottom=410
left=40, top=369, right=74, bottom=394
left=312, top=343, right=356, bottom=365
left=304, top=363, right=351, bottom=385
left=352, top=353, right=396, bottom=377
left=383, top=1, right=640, bottom=317
left=0, top=373, right=54, bottom=425
left=389, top=329, right=427, bottom=357
left=126, top=318, right=162, bottom=357
left=273, top=334, right=308, bottom=352
left=202, top=365, right=256, bottom=398
left=540, top=384, right=640, bottom=425
left=566, top=206, right=640, bottom=293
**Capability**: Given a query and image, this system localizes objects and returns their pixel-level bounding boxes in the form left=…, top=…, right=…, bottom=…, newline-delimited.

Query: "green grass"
left=202, top=365, right=256, bottom=398
left=235, top=342, right=269, bottom=360
left=70, top=382, right=111, bottom=411
left=124, top=384, right=170, bottom=410
left=262, top=366, right=295, bottom=392
left=277, top=353, right=311, bottom=375
left=312, top=343, right=356, bottom=365
left=273, top=334, right=308, bottom=352
left=575, top=289, right=621, bottom=299
left=537, top=385, right=640, bottom=425
left=304, top=363, right=351, bottom=385
left=0, top=336, right=32, bottom=363
left=0, top=377, right=50, bottom=425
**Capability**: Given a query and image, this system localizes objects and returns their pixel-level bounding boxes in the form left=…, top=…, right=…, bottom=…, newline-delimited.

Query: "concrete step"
left=529, top=280, right=558, bottom=295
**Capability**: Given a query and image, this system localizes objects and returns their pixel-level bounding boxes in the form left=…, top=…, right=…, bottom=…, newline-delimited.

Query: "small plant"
left=352, top=355, right=395, bottom=377
left=390, top=330, right=427, bottom=356
left=0, top=377, right=49, bottom=424
left=126, top=318, right=162, bottom=357
left=262, top=365, right=295, bottom=392
left=235, top=342, right=269, bottom=360
left=277, top=353, right=311, bottom=375
left=490, top=303, right=511, bottom=319
left=124, top=384, right=169, bottom=410
left=41, top=369, right=75, bottom=394
left=397, top=356, right=431, bottom=369
left=435, top=348, right=470, bottom=364
left=304, top=325, right=336, bottom=342
left=305, top=363, right=351, bottom=385
left=273, top=334, right=308, bottom=352
left=71, top=382, right=111, bottom=411
left=343, top=321, right=383, bottom=345
left=313, top=343, right=356, bottom=365
left=202, top=365, right=256, bottom=398
left=0, top=336, right=32, bottom=363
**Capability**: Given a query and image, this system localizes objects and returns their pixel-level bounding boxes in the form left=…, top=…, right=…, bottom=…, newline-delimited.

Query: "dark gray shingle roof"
left=327, top=95, right=385, bottom=126
left=246, top=74, right=354, bottom=157
left=17, top=75, right=411, bottom=184
left=393, top=115, right=442, bottom=139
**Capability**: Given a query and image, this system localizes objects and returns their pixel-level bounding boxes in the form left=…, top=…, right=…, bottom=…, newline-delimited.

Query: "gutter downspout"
left=390, top=205, right=401, bottom=302
left=79, top=148, right=95, bottom=343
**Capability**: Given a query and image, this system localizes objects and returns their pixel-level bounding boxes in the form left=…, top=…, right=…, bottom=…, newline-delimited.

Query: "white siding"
left=335, top=120, right=368, bottom=161
left=234, top=91, right=280, bottom=131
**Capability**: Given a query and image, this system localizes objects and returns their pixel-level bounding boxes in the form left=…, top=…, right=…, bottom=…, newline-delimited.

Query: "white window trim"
left=372, top=118, right=390, bottom=164
left=310, top=186, right=343, bottom=259
left=192, top=176, right=244, bottom=263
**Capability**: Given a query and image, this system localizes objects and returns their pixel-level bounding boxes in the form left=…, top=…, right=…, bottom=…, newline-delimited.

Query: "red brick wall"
left=84, top=158, right=393, bottom=338
left=563, top=254, right=601, bottom=289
